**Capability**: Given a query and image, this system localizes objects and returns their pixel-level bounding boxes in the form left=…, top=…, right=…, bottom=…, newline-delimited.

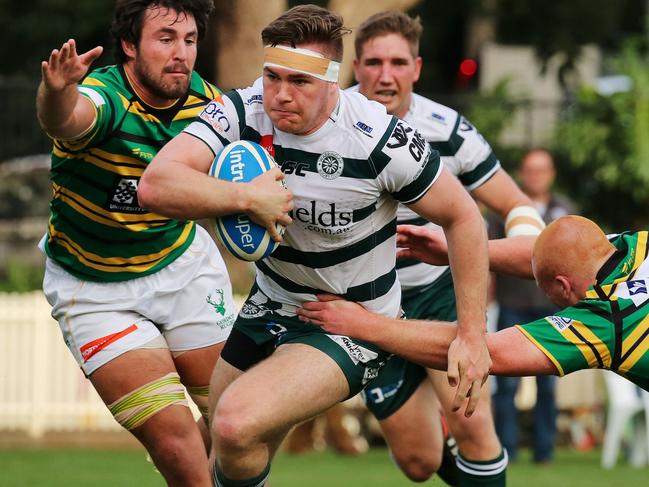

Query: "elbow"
left=137, top=171, right=162, bottom=212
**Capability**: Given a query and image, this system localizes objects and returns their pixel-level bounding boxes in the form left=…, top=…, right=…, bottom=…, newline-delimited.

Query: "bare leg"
left=378, top=379, right=445, bottom=482
left=91, top=348, right=211, bottom=487
left=212, top=343, right=350, bottom=480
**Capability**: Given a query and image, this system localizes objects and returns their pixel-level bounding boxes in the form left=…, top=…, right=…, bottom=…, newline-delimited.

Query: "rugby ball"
left=209, top=140, right=284, bottom=261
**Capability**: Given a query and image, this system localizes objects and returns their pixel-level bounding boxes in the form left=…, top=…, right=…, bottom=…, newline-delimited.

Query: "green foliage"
left=553, top=41, right=649, bottom=229
left=494, top=0, right=645, bottom=86
left=0, top=258, right=44, bottom=292
left=464, top=79, right=515, bottom=151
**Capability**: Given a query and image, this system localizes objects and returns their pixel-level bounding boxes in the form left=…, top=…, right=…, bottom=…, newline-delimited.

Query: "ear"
left=413, top=56, right=423, bottom=83
left=121, top=38, right=137, bottom=61
left=352, top=57, right=360, bottom=82
left=555, top=275, right=572, bottom=301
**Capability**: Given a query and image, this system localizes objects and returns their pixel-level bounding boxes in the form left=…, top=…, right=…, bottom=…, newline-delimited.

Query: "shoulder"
left=339, top=90, right=397, bottom=147
left=188, top=71, right=221, bottom=100
left=80, top=65, right=131, bottom=108
left=407, top=93, right=460, bottom=141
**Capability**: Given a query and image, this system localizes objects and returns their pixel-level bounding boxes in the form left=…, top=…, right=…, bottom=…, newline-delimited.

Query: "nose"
left=276, top=81, right=292, bottom=103
left=173, top=41, right=188, bottom=62
left=379, top=63, right=393, bottom=84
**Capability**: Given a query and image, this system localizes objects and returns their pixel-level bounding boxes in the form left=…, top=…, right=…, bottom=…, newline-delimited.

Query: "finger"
left=396, top=249, right=413, bottom=260
left=272, top=167, right=285, bottom=181
left=299, top=301, right=327, bottom=311
left=316, top=293, right=340, bottom=302
left=49, top=49, right=60, bottom=70
left=267, top=224, right=283, bottom=243
left=464, top=380, right=481, bottom=417
left=278, top=214, right=292, bottom=227
left=59, top=42, right=70, bottom=64
left=68, top=39, right=77, bottom=57
left=447, top=356, right=459, bottom=388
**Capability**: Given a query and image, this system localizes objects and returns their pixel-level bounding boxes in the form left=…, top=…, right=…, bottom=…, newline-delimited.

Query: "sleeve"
left=515, top=305, right=614, bottom=376
left=183, top=89, right=243, bottom=156
left=371, top=118, right=443, bottom=204
left=56, top=81, right=116, bottom=150
left=450, top=115, right=501, bottom=191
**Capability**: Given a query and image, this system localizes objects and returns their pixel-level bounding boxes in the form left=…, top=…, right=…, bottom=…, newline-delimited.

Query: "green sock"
left=456, top=449, right=507, bottom=486
left=212, top=462, right=271, bottom=487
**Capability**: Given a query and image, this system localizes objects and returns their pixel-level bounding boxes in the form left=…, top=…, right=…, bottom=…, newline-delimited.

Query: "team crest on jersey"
left=107, top=177, right=145, bottom=213
left=317, top=151, right=344, bottom=180
left=545, top=315, right=573, bottom=332
left=615, top=278, right=649, bottom=306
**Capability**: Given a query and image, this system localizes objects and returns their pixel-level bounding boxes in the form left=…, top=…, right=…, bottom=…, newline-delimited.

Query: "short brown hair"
left=111, top=0, right=214, bottom=64
left=262, top=4, right=351, bottom=62
left=355, top=11, right=422, bottom=59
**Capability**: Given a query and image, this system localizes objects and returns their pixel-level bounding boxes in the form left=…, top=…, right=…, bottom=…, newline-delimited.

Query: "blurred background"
left=2, top=0, right=649, bottom=485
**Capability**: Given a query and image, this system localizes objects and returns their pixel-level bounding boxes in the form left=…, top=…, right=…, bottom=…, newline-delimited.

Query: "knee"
left=211, top=399, right=258, bottom=452
left=392, top=448, right=441, bottom=482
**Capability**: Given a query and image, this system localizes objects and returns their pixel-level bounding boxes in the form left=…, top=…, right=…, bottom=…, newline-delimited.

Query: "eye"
left=160, top=37, right=172, bottom=44
left=185, top=38, right=196, bottom=46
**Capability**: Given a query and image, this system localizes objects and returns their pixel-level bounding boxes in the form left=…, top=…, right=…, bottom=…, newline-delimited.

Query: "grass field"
left=1, top=446, right=648, bottom=486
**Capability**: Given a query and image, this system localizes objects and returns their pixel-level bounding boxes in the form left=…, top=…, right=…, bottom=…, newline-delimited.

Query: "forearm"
left=445, top=212, right=489, bottom=335
left=36, top=82, right=83, bottom=138
left=138, top=158, right=250, bottom=220
left=487, top=236, right=535, bottom=279
left=352, top=315, right=455, bottom=370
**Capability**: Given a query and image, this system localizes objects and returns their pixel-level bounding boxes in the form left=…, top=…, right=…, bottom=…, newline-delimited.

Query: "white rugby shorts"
left=43, top=225, right=236, bottom=375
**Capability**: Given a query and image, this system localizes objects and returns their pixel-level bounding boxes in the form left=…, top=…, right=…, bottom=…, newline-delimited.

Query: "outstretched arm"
left=397, top=224, right=535, bottom=279
left=37, top=39, right=104, bottom=139
left=297, top=295, right=557, bottom=376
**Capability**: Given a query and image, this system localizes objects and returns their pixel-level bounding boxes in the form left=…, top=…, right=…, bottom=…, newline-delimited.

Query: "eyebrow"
left=156, top=26, right=197, bottom=37
left=264, top=66, right=313, bottom=81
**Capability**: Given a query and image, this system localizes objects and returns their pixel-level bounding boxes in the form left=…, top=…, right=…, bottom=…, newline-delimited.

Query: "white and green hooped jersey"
left=392, top=92, right=500, bottom=291
left=185, top=79, right=442, bottom=317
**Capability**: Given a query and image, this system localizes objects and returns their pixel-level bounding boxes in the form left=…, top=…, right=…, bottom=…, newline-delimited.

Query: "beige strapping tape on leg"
left=186, top=385, right=210, bottom=421
left=108, top=372, right=188, bottom=430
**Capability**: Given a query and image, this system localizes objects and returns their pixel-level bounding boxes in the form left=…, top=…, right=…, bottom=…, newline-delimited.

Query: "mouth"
left=374, top=89, right=398, bottom=99
left=165, top=66, right=190, bottom=76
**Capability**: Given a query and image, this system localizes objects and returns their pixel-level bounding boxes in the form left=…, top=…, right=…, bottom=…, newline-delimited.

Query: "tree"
left=212, top=0, right=422, bottom=90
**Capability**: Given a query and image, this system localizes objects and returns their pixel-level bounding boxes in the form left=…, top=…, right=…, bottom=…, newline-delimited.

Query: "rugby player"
left=348, top=11, right=544, bottom=485
left=139, top=5, right=491, bottom=486
left=36, top=1, right=289, bottom=485
left=300, top=215, right=649, bottom=392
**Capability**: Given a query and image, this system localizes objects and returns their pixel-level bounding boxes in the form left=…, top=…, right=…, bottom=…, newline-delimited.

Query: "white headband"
left=263, top=45, right=340, bottom=83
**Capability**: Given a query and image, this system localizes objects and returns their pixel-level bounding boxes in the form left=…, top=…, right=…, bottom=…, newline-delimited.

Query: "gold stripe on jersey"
left=566, top=320, right=612, bottom=369
left=52, top=183, right=168, bottom=230
left=82, top=77, right=108, bottom=88
left=128, top=102, right=161, bottom=123
left=619, top=313, right=649, bottom=374
left=589, top=231, right=649, bottom=299
left=515, top=325, right=565, bottom=376
left=48, top=220, right=193, bottom=273
left=52, top=146, right=147, bottom=177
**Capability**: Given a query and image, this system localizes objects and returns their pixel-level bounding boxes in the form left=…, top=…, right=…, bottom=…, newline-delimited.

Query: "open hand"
left=397, top=224, right=449, bottom=266
left=41, top=39, right=103, bottom=92
left=297, top=294, right=370, bottom=337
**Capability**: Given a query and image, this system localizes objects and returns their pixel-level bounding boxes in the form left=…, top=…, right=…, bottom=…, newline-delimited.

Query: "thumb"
left=82, top=46, right=104, bottom=66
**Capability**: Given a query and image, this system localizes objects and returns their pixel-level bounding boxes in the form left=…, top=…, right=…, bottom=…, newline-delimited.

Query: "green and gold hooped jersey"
left=517, top=231, right=649, bottom=390
left=45, top=65, right=221, bottom=281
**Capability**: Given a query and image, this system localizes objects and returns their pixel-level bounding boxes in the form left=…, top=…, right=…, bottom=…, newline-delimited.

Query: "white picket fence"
left=0, top=292, right=121, bottom=437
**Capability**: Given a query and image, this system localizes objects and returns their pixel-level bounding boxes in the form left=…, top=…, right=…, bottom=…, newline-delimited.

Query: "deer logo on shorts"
left=207, top=289, right=226, bottom=316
